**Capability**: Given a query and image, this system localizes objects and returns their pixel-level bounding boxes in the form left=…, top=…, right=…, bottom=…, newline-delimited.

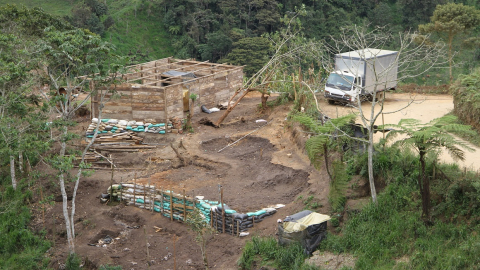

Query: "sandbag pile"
left=195, top=199, right=223, bottom=224
left=109, top=184, right=194, bottom=221
left=211, top=206, right=277, bottom=234
left=106, top=183, right=278, bottom=235
left=86, top=118, right=176, bottom=138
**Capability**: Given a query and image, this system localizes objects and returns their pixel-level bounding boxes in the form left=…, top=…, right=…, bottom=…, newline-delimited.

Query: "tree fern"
left=382, top=115, right=475, bottom=219
left=292, top=112, right=356, bottom=212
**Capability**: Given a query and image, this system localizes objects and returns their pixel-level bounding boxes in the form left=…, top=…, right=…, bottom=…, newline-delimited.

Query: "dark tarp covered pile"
left=277, top=210, right=330, bottom=254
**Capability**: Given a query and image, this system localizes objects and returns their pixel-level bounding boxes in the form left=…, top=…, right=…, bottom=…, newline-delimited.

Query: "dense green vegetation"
left=238, top=236, right=317, bottom=270
left=240, top=145, right=480, bottom=269
left=0, top=178, right=51, bottom=269
left=2, top=0, right=479, bottom=79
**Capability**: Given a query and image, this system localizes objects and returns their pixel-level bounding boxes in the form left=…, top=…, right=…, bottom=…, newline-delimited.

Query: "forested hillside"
left=2, top=0, right=480, bottom=80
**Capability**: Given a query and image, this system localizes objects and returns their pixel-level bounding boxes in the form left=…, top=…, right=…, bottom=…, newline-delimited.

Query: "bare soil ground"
left=33, top=92, right=330, bottom=270
left=30, top=91, right=477, bottom=270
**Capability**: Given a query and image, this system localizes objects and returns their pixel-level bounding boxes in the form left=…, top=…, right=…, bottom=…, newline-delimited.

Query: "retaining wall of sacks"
left=108, top=183, right=277, bottom=235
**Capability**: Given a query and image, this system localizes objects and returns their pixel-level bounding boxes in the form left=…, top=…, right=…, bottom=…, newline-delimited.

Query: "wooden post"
left=221, top=187, right=225, bottom=233
left=133, top=172, right=137, bottom=205
left=170, top=190, right=173, bottom=221
left=164, top=87, right=168, bottom=126
left=161, top=187, right=164, bottom=214
left=210, top=209, right=214, bottom=229
left=148, top=177, right=151, bottom=212
left=152, top=184, right=156, bottom=212
left=183, top=189, right=187, bottom=221
left=231, top=216, right=234, bottom=235
left=237, top=220, right=240, bottom=236
left=110, top=155, right=114, bottom=202
left=252, top=216, right=255, bottom=228
left=120, top=181, right=123, bottom=203
left=143, top=184, right=146, bottom=208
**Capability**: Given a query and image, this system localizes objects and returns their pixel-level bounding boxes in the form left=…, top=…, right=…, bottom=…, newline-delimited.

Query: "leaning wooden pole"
left=214, top=88, right=252, bottom=127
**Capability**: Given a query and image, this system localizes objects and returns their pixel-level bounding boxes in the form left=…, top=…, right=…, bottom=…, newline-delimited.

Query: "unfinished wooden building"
left=91, top=58, right=244, bottom=122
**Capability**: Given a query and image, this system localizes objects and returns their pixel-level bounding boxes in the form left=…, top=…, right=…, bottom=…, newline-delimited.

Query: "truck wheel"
left=327, top=99, right=335, bottom=105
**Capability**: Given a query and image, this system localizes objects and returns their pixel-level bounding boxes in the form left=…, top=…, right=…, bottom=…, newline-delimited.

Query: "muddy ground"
left=33, top=92, right=329, bottom=270
left=31, top=91, right=475, bottom=270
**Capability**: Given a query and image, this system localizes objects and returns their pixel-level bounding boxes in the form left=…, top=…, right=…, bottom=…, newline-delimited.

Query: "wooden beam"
left=126, top=60, right=211, bottom=83
left=164, top=66, right=244, bottom=88
left=124, top=58, right=209, bottom=77
left=141, top=65, right=220, bottom=86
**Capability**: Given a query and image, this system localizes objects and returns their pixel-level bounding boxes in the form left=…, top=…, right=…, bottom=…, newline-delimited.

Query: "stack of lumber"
left=67, top=152, right=102, bottom=163
left=87, top=132, right=155, bottom=152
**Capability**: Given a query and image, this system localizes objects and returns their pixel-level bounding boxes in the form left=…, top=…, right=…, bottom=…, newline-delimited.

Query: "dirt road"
left=320, top=92, right=479, bottom=171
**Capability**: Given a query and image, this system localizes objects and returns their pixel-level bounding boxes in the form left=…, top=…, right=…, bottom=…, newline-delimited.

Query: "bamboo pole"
left=133, top=172, right=137, bottom=205
left=170, top=190, right=173, bottom=221
left=210, top=209, right=213, bottom=228
left=183, top=189, right=187, bottom=221
left=221, top=187, right=225, bottom=233
left=161, top=187, right=164, bottom=214
left=237, top=220, right=240, bottom=236
left=143, top=184, right=146, bottom=207
left=152, top=184, right=156, bottom=212
left=110, top=155, right=114, bottom=202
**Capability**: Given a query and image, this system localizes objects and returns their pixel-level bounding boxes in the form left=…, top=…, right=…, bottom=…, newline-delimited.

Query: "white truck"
left=324, top=48, right=398, bottom=104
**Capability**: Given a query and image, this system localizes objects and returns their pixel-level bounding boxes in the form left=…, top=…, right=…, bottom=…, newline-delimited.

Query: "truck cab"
left=324, top=70, right=363, bottom=104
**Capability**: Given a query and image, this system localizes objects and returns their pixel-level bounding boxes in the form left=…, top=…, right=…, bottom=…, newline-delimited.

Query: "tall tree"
left=220, top=37, right=272, bottom=76
left=320, top=25, right=448, bottom=204
left=0, top=6, right=60, bottom=189
left=383, top=115, right=475, bottom=219
left=37, top=27, right=125, bottom=254
left=419, top=3, right=480, bottom=83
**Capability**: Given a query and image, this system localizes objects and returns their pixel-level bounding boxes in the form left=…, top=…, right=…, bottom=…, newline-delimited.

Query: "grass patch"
left=0, top=178, right=51, bottom=269
left=0, top=0, right=73, bottom=16
left=319, top=147, right=480, bottom=269
left=105, top=1, right=173, bottom=62
left=238, top=236, right=317, bottom=270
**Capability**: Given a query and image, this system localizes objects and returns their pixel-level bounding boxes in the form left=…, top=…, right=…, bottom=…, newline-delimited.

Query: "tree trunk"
left=448, top=31, right=453, bottom=84
left=367, top=130, right=377, bottom=204
left=323, top=144, right=333, bottom=182
left=10, top=155, right=16, bottom=190
left=59, top=126, right=75, bottom=254
left=202, top=236, right=209, bottom=269
left=419, top=151, right=429, bottom=218
left=260, top=92, right=268, bottom=111
left=18, top=151, right=24, bottom=174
